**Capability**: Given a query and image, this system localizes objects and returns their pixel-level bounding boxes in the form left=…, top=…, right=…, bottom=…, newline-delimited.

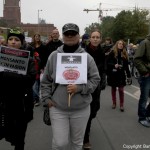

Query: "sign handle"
left=68, top=93, right=74, bottom=107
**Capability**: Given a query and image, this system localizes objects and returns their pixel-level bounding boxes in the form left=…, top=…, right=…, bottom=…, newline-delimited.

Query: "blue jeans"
left=33, top=80, right=40, bottom=102
left=138, top=76, right=150, bottom=121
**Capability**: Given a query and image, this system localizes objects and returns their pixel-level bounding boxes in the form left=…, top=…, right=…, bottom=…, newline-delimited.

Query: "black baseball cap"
left=62, top=23, right=79, bottom=34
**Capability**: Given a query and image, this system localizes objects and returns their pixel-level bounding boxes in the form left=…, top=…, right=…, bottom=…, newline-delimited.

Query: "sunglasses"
left=64, top=31, right=78, bottom=36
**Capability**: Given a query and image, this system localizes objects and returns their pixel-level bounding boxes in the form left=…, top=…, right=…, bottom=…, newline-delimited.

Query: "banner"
left=56, top=53, right=87, bottom=84
left=0, top=46, right=30, bottom=75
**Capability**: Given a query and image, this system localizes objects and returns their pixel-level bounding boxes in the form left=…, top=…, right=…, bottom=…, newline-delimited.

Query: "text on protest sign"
left=56, top=53, right=87, bottom=84
left=0, top=46, right=30, bottom=75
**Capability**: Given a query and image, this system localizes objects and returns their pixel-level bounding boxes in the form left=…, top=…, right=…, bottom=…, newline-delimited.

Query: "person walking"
left=45, top=29, right=63, bottom=64
left=101, top=37, right=114, bottom=71
left=0, top=28, right=36, bottom=150
left=33, top=51, right=41, bottom=106
left=30, top=33, right=46, bottom=105
left=46, top=33, right=53, bottom=44
left=80, top=33, right=90, bottom=49
left=30, top=33, right=47, bottom=71
left=102, top=37, right=113, bottom=56
left=40, top=23, right=100, bottom=150
left=83, top=29, right=106, bottom=149
left=134, top=34, right=150, bottom=127
left=107, top=40, right=131, bottom=112
left=0, top=38, right=6, bottom=46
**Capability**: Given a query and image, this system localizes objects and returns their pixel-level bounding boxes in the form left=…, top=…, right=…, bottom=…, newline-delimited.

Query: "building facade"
left=1, top=0, right=56, bottom=37
left=20, top=23, right=56, bottom=37
left=3, top=0, right=21, bottom=25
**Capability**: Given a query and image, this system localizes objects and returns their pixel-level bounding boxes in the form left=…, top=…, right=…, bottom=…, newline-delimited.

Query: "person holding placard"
left=0, top=28, right=36, bottom=150
left=40, top=23, right=100, bottom=150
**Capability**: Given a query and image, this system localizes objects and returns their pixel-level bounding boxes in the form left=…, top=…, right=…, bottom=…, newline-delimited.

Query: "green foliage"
left=84, top=23, right=101, bottom=35
left=84, top=9, right=149, bottom=44
left=100, top=16, right=115, bottom=39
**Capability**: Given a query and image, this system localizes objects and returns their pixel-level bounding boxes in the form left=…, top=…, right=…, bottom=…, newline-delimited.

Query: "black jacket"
left=45, top=40, right=63, bottom=64
left=107, top=50, right=131, bottom=87
left=30, top=42, right=47, bottom=69
left=85, top=43, right=106, bottom=118
left=86, top=44, right=106, bottom=90
left=0, top=52, right=36, bottom=145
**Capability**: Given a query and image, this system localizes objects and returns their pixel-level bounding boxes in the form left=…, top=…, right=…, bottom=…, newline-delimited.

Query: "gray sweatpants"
left=50, top=106, right=90, bottom=150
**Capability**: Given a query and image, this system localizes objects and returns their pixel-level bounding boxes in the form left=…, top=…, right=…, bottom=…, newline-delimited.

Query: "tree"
left=100, top=16, right=115, bottom=40
left=111, top=10, right=133, bottom=42
left=84, top=23, right=101, bottom=35
left=111, top=9, right=149, bottom=43
left=84, top=9, right=149, bottom=44
left=132, top=9, right=149, bottom=42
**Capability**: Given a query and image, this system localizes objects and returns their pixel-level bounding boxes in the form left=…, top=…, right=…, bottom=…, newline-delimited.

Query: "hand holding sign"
left=56, top=53, right=87, bottom=107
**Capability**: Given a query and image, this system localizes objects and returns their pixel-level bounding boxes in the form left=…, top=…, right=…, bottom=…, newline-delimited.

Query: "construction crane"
left=83, top=3, right=150, bottom=23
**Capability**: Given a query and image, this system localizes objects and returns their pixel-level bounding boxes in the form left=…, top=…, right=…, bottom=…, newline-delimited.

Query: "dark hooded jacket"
left=134, top=34, right=150, bottom=76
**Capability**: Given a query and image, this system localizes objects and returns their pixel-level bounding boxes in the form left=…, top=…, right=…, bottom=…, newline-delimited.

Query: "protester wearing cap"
left=62, top=23, right=79, bottom=33
left=0, top=28, right=36, bottom=150
left=40, top=23, right=100, bottom=150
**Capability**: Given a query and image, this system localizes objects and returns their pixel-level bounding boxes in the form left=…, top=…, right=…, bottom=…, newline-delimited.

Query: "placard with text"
left=0, top=46, right=30, bottom=75
left=56, top=53, right=87, bottom=84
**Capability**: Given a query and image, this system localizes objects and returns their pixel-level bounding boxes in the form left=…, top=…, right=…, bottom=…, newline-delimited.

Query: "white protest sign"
left=56, top=53, right=87, bottom=84
left=0, top=46, right=30, bottom=75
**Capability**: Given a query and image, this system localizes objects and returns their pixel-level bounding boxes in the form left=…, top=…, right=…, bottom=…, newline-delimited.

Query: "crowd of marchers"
left=0, top=24, right=150, bottom=150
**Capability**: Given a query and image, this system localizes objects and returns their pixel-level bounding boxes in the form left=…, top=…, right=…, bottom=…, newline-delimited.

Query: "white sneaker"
left=83, top=142, right=91, bottom=149
left=139, top=120, right=150, bottom=127
left=146, top=117, right=150, bottom=122
left=34, top=102, right=40, bottom=106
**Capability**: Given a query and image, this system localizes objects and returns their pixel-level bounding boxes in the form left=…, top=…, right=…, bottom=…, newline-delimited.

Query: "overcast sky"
left=0, top=0, right=150, bottom=36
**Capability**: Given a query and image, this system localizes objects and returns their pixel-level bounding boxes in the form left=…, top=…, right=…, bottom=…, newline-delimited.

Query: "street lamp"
left=38, top=9, right=42, bottom=33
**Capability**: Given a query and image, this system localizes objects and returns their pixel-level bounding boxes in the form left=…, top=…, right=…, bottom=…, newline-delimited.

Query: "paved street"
left=1, top=78, right=150, bottom=150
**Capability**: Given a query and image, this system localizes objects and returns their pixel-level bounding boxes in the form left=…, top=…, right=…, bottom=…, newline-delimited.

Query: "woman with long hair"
left=107, top=40, right=131, bottom=112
